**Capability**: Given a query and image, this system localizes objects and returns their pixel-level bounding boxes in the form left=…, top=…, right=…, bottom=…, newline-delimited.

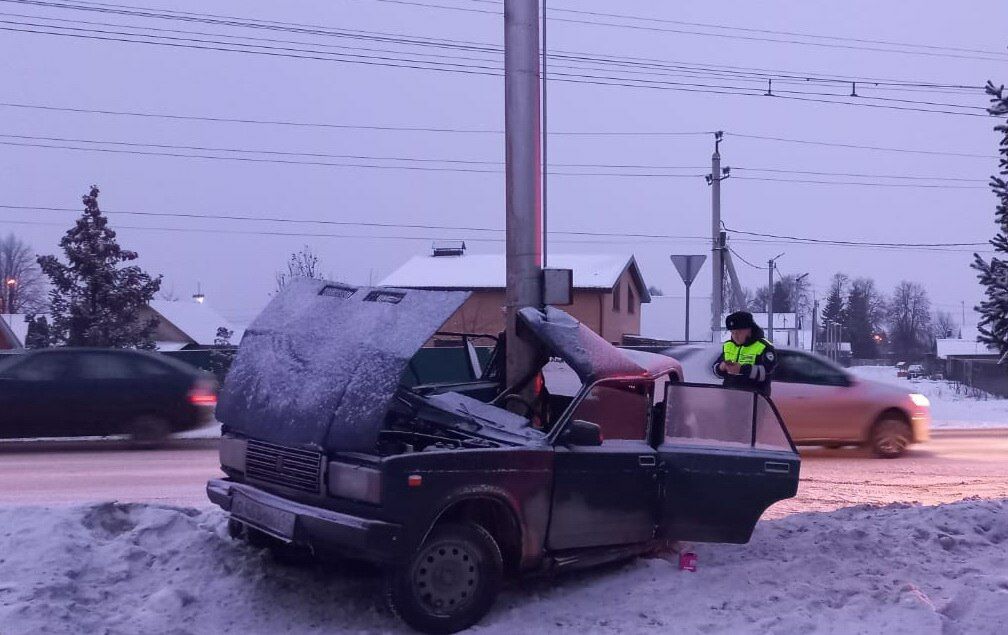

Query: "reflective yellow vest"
left=723, top=339, right=768, bottom=366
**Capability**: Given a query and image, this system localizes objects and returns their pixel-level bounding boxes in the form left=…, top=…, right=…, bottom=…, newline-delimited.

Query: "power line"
left=726, top=132, right=997, bottom=159
left=0, top=18, right=990, bottom=116
left=533, top=3, right=1008, bottom=59
left=2, top=203, right=993, bottom=253
left=733, top=166, right=984, bottom=183
left=364, top=0, right=1008, bottom=62
left=0, top=101, right=994, bottom=161
left=0, top=132, right=991, bottom=186
left=732, top=175, right=986, bottom=190
left=728, top=246, right=768, bottom=270
left=3, top=1, right=988, bottom=94
left=725, top=226, right=988, bottom=248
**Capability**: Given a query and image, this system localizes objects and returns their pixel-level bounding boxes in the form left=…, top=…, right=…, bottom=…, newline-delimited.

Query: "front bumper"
left=207, top=479, right=403, bottom=562
left=910, top=407, right=931, bottom=443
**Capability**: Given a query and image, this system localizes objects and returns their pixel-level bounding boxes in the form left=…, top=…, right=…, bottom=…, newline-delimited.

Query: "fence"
left=946, top=358, right=1008, bottom=398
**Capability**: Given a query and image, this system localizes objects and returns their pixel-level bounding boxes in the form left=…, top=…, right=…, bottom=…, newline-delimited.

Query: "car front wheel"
left=387, top=522, right=503, bottom=634
left=871, top=418, right=912, bottom=458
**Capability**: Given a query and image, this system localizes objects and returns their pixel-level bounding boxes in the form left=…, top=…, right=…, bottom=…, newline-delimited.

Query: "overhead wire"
left=363, top=0, right=1008, bottom=62
left=0, top=132, right=991, bottom=186
left=1, top=204, right=993, bottom=253
left=0, top=5, right=991, bottom=116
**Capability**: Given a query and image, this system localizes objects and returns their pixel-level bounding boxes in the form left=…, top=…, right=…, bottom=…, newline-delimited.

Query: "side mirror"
left=559, top=419, right=603, bottom=447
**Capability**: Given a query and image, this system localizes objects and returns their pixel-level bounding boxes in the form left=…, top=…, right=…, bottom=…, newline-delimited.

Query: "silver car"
left=667, top=345, right=931, bottom=458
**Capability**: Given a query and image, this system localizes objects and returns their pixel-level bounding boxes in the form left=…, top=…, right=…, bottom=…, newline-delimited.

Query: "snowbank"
left=851, top=366, right=1008, bottom=429
left=1, top=499, right=1006, bottom=634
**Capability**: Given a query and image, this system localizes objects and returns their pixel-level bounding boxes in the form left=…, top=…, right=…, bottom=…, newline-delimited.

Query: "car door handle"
left=638, top=455, right=656, bottom=467
left=764, top=461, right=790, bottom=474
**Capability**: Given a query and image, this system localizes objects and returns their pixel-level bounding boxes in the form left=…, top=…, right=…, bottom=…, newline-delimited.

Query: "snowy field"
left=851, top=366, right=1008, bottom=429
left=1, top=499, right=1006, bottom=634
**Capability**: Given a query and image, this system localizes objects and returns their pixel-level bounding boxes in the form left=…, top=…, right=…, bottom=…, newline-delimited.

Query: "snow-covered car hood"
left=217, top=279, right=470, bottom=452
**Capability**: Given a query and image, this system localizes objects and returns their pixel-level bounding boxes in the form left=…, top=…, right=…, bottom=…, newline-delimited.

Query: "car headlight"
left=327, top=461, right=382, bottom=504
left=909, top=393, right=930, bottom=407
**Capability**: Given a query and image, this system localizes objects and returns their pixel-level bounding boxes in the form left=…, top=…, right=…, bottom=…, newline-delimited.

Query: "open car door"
left=657, top=383, right=800, bottom=544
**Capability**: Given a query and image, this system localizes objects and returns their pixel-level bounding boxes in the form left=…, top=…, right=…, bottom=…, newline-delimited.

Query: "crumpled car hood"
left=217, top=279, right=469, bottom=452
left=518, top=306, right=679, bottom=384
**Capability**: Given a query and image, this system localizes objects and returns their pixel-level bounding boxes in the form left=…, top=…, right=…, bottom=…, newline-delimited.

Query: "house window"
left=627, top=286, right=635, bottom=314
left=613, top=282, right=621, bottom=312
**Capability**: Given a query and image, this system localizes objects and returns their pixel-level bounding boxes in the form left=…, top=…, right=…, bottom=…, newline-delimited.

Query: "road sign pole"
left=684, top=282, right=691, bottom=342
left=671, top=254, right=707, bottom=344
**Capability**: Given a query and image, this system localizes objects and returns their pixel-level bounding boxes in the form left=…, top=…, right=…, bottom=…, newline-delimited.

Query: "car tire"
left=128, top=414, right=170, bottom=446
left=386, top=522, right=503, bottom=634
left=871, top=418, right=912, bottom=458
left=824, top=443, right=843, bottom=450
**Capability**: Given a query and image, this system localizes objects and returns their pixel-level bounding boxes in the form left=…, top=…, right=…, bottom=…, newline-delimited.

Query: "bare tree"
left=0, top=233, right=46, bottom=314
left=933, top=310, right=958, bottom=339
left=275, top=245, right=324, bottom=292
left=886, top=281, right=933, bottom=359
left=158, top=281, right=180, bottom=302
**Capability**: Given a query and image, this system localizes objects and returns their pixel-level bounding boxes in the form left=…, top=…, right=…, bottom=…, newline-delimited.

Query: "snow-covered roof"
left=154, top=340, right=189, bottom=352
left=936, top=338, right=997, bottom=359
left=0, top=314, right=29, bottom=348
left=148, top=300, right=244, bottom=347
left=380, top=253, right=650, bottom=300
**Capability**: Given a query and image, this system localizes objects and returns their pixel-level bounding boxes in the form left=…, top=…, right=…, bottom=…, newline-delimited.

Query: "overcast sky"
left=2, top=0, right=1005, bottom=330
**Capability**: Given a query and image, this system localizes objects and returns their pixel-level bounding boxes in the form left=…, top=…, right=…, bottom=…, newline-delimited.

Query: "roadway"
left=1, top=431, right=1007, bottom=512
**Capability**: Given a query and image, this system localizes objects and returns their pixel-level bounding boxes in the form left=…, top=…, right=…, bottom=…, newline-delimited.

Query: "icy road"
left=2, top=430, right=1007, bottom=512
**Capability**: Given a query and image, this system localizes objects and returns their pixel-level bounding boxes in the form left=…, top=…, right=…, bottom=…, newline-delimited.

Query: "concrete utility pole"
left=811, top=298, right=819, bottom=353
left=707, top=131, right=729, bottom=340
left=767, top=259, right=775, bottom=342
left=503, top=0, right=543, bottom=390
left=766, top=253, right=784, bottom=342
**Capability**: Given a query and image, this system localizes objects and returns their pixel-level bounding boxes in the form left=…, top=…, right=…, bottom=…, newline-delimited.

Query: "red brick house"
left=380, top=253, right=651, bottom=344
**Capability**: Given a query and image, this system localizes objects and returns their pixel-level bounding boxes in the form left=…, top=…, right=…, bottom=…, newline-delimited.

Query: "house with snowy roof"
left=139, top=300, right=244, bottom=351
left=380, top=249, right=651, bottom=344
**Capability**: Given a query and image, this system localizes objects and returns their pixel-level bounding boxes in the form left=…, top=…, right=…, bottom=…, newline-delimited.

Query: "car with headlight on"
left=666, top=345, right=930, bottom=458
left=207, top=280, right=800, bottom=633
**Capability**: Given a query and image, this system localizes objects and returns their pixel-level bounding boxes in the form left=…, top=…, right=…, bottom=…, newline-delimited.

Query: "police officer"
left=713, top=311, right=777, bottom=396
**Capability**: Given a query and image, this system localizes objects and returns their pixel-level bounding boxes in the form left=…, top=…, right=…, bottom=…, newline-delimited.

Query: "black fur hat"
left=725, top=311, right=757, bottom=330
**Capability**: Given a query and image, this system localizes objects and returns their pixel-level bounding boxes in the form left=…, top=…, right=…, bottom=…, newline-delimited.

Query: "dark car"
left=207, top=281, right=799, bottom=633
left=0, top=348, right=218, bottom=441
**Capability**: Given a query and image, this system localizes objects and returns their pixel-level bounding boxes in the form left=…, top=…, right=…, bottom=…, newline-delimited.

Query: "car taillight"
left=188, top=380, right=218, bottom=406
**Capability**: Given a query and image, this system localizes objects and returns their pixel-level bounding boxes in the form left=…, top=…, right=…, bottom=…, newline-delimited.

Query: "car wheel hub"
left=413, top=540, right=478, bottom=613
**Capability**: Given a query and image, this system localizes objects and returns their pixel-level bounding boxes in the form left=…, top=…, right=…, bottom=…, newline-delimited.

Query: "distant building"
left=139, top=300, right=244, bottom=351
left=640, top=296, right=810, bottom=349
left=380, top=252, right=651, bottom=344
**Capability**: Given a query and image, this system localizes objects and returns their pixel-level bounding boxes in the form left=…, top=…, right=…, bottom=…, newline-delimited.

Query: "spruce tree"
left=36, top=186, right=162, bottom=348
left=820, top=273, right=848, bottom=335
left=972, top=82, right=1008, bottom=356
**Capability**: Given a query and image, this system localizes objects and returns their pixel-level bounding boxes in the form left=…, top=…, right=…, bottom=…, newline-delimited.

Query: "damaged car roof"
left=217, top=279, right=470, bottom=452
left=518, top=306, right=680, bottom=384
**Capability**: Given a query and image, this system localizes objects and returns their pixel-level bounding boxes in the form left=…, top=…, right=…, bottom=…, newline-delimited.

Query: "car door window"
left=74, top=354, right=137, bottom=380
left=782, top=353, right=848, bottom=386
left=6, top=355, right=70, bottom=380
left=664, top=383, right=754, bottom=448
left=568, top=380, right=650, bottom=441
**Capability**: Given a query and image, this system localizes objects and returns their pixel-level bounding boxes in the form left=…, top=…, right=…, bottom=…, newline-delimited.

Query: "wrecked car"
left=207, top=280, right=800, bottom=633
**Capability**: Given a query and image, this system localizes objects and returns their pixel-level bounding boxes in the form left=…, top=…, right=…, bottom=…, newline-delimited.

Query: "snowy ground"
left=1, top=499, right=1006, bottom=634
left=851, top=366, right=1008, bottom=429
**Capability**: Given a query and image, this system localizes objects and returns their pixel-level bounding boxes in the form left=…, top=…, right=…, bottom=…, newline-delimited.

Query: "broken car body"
left=207, top=280, right=800, bottom=633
